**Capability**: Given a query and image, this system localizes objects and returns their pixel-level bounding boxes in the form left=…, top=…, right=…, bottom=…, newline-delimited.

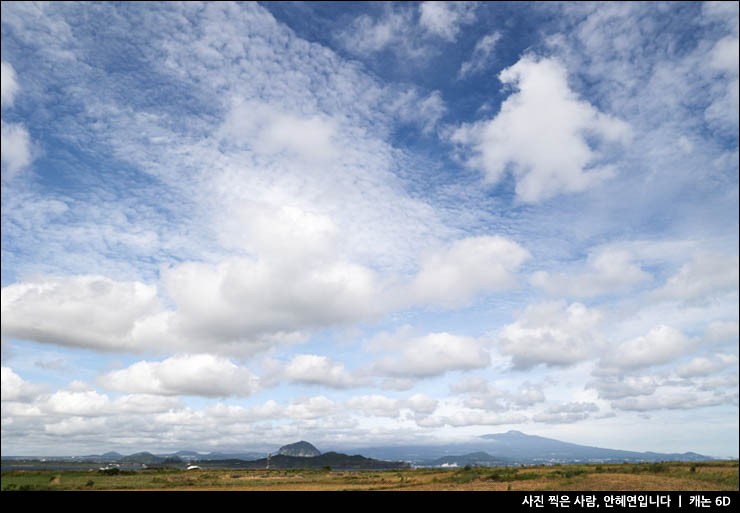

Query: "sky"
left=1, top=1, right=738, bottom=458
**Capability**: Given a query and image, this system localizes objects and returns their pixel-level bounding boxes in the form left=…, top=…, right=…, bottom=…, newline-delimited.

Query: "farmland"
left=2, top=460, right=737, bottom=491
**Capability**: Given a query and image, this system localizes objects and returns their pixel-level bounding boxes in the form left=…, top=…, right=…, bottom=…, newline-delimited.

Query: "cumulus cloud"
left=284, top=395, right=337, bottom=419
left=419, top=1, right=477, bottom=41
left=404, top=393, right=439, bottom=414
left=100, top=354, right=258, bottom=397
left=219, top=99, right=339, bottom=163
left=1, top=275, right=161, bottom=351
left=1, top=61, right=19, bottom=107
left=458, top=32, right=502, bottom=80
left=418, top=409, right=527, bottom=428
left=1, top=62, right=32, bottom=179
left=652, top=253, right=739, bottom=302
left=533, top=401, right=599, bottom=424
left=451, top=377, right=546, bottom=411
left=113, top=394, right=181, bottom=414
left=704, top=27, right=739, bottom=132
left=704, top=320, right=739, bottom=346
left=345, top=393, right=439, bottom=418
left=0, top=121, right=32, bottom=178
left=1, top=367, right=40, bottom=402
left=611, top=387, right=731, bottom=412
left=372, top=332, right=490, bottom=378
left=498, top=301, right=603, bottom=369
left=676, top=354, right=738, bottom=378
left=44, top=416, right=107, bottom=437
left=156, top=255, right=381, bottom=349
left=45, top=389, right=109, bottom=416
left=2, top=235, right=529, bottom=355
left=587, top=375, right=659, bottom=400
left=410, top=236, right=531, bottom=307
left=531, top=248, right=651, bottom=298
left=346, top=395, right=401, bottom=418
left=601, top=325, right=693, bottom=370
left=451, top=56, right=631, bottom=202
left=283, top=354, right=363, bottom=389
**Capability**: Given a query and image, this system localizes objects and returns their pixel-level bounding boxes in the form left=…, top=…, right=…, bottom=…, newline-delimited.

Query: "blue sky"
left=1, top=1, right=738, bottom=458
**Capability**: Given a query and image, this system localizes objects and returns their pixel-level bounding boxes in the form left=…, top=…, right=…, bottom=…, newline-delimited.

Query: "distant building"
left=186, top=465, right=201, bottom=470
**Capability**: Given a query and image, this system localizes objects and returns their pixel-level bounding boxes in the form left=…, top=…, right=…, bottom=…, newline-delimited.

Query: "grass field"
left=2, top=461, right=737, bottom=491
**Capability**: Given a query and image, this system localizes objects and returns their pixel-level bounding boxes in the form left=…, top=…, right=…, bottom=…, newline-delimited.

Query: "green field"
left=2, top=461, right=737, bottom=491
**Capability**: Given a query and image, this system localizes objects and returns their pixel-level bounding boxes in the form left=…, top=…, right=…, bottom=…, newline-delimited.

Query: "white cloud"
left=587, top=375, right=659, bottom=400
left=455, top=379, right=546, bottom=411
left=45, top=390, right=109, bottom=416
left=372, top=332, right=490, bottom=378
left=702, top=0, right=740, bottom=27
left=113, top=394, right=181, bottom=414
left=338, top=7, right=420, bottom=57
left=676, top=354, right=738, bottom=378
left=284, top=395, right=337, bottom=419
left=283, top=354, right=362, bottom=389
left=1, top=275, right=160, bottom=351
left=498, top=301, right=603, bottom=369
left=602, top=325, right=693, bottom=370
left=531, top=248, right=651, bottom=298
left=1, top=61, right=32, bottom=179
left=612, top=387, right=731, bottom=412
left=391, top=89, right=447, bottom=134
left=1, top=61, right=19, bottom=107
left=411, top=236, right=530, bottom=306
left=704, top=320, right=739, bottom=346
left=345, top=393, right=439, bottom=418
left=452, top=56, right=631, bottom=202
left=339, top=2, right=477, bottom=60
left=652, top=253, right=739, bottom=302
left=1, top=235, right=530, bottom=355
left=419, top=2, right=477, bottom=42
left=1, top=367, right=40, bottom=402
left=704, top=31, right=739, bottom=132
left=219, top=99, right=339, bottom=163
left=404, top=393, right=439, bottom=414
left=44, top=416, right=107, bottom=437
left=418, top=409, right=527, bottom=428
left=157, top=255, right=380, bottom=349
left=458, top=32, right=502, bottom=80
left=346, top=395, right=400, bottom=418
left=533, top=401, right=599, bottom=424
left=100, top=354, right=258, bottom=397
left=1, top=121, right=32, bottom=179
left=709, top=36, right=740, bottom=75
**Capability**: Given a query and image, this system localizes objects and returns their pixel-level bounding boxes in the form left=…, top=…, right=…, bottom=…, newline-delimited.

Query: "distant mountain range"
left=358, top=430, right=714, bottom=465
left=2, top=431, right=719, bottom=468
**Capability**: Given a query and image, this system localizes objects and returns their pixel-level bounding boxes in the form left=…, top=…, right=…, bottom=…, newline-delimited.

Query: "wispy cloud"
left=458, top=31, right=501, bottom=79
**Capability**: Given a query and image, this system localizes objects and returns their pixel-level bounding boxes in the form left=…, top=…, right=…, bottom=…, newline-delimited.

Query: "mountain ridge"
left=0, top=431, right=719, bottom=465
